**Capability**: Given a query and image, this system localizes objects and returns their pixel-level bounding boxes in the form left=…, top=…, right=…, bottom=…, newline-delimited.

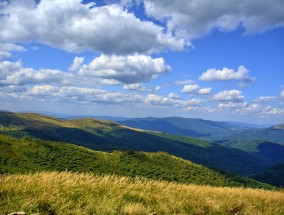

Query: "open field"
left=1, top=172, right=283, bottom=215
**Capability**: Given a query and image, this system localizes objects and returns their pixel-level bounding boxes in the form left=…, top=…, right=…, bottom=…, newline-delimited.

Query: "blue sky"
left=0, top=0, right=284, bottom=124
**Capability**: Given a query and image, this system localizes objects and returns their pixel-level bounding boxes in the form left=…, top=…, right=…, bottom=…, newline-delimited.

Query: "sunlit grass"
left=1, top=172, right=283, bottom=215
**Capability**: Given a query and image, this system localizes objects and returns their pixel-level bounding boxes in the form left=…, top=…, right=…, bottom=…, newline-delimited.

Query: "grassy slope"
left=1, top=172, right=284, bottom=215
left=0, top=135, right=272, bottom=189
left=0, top=112, right=276, bottom=175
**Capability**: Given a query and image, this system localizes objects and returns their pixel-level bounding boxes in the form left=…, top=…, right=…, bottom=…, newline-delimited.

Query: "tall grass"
left=1, top=172, right=283, bottom=214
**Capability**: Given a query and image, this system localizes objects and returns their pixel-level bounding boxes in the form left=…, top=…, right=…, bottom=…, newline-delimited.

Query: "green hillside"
left=221, top=140, right=284, bottom=165
left=0, top=112, right=278, bottom=175
left=0, top=134, right=272, bottom=189
left=253, top=162, right=284, bottom=187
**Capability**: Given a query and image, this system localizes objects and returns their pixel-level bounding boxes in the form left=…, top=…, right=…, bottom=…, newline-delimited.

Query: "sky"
left=0, top=0, right=284, bottom=124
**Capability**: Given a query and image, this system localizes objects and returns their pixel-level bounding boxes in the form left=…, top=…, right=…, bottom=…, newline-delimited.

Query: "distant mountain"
left=118, top=117, right=245, bottom=139
left=119, top=117, right=284, bottom=145
left=224, top=121, right=273, bottom=129
left=0, top=134, right=272, bottom=189
left=0, top=112, right=282, bottom=176
left=272, top=123, right=284, bottom=130
left=220, top=127, right=284, bottom=145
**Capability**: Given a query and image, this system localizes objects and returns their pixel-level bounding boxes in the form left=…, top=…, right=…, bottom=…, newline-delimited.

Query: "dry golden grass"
left=1, top=172, right=284, bottom=215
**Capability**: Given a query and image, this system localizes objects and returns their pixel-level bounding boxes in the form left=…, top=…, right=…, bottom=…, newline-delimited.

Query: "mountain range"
left=118, top=117, right=284, bottom=145
left=0, top=112, right=283, bottom=173
left=0, top=111, right=284, bottom=187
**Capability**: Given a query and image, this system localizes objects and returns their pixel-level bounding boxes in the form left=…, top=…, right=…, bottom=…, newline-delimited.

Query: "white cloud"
left=145, top=93, right=199, bottom=108
left=79, top=54, right=171, bottom=84
left=140, top=0, right=284, bottom=39
left=123, top=83, right=149, bottom=91
left=236, top=104, right=262, bottom=114
left=0, top=61, right=68, bottom=86
left=0, top=56, right=171, bottom=88
left=262, top=106, right=284, bottom=115
left=154, top=86, right=161, bottom=91
left=218, top=102, right=248, bottom=109
left=168, top=93, right=180, bottom=99
left=0, top=51, right=11, bottom=60
left=199, top=65, right=255, bottom=87
left=281, top=89, right=284, bottom=97
left=181, top=84, right=212, bottom=95
left=236, top=104, right=284, bottom=115
left=181, top=84, right=200, bottom=94
left=174, top=79, right=195, bottom=85
left=28, top=85, right=59, bottom=96
left=0, top=84, right=144, bottom=105
left=0, top=43, right=26, bottom=60
left=145, top=94, right=163, bottom=105
left=213, top=90, right=244, bottom=103
left=0, top=0, right=185, bottom=54
left=69, top=57, right=85, bottom=72
left=185, top=106, right=217, bottom=113
left=198, top=87, right=212, bottom=95
left=253, top=96, right=278, bottom=103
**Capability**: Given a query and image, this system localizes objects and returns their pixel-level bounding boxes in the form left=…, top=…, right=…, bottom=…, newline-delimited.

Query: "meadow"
left=1, top=172, right=284, bottom=215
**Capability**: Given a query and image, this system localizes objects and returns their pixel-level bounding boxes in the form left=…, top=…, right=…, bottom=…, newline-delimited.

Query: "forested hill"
left=0, top=111, right=281, bottom=175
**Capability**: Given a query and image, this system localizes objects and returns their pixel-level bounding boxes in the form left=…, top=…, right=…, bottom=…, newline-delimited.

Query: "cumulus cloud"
left=0, top=43, right=26, bottom=60
left=198, top=87, right=212, bottom=95
left=199, top=65, right=255, bottom=87
left=181, top=84, right=212, bottom=95
left=218, top=102, right=248, bottom=109
left=181, top=84, right=200, bottom=94
left=174, top=79, right=195, bottom=85
left=253, top=96, right=278, bottom=103
left=213, top=90, right=244, bottom=103
left=79, top=54, right=171, bottom=84
left=0, top=55, right=171, bottom=87
left=262, top=106, right=284, bottom=115
left=123, top=83, right=149, bottom=91
left=0, top=84, right=144, bottom=105
left=139, top=0, right=284, bottom=39
left=145, top=93, right=199, bottom=108
left=168, top=93, right=180, bottom=100
left=69, top=57, right=85, bottom=72
left=0, top=61, right=68, bottom=86
left=28, top=85, right=59, bottom=96
left=236, top=104, right=262, bottom=114
left=281, top=89, right=284, bottom=97
left=236, top=104, right=284, bottom=115
left=0, top=0, right=185, bottom=54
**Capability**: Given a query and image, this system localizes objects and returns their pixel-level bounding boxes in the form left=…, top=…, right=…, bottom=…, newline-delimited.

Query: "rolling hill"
left=222, top=140, right=284, bottom=165
left=0, top=134, right=272, bottom=189
left=0, top=111, right=282, bottom=175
